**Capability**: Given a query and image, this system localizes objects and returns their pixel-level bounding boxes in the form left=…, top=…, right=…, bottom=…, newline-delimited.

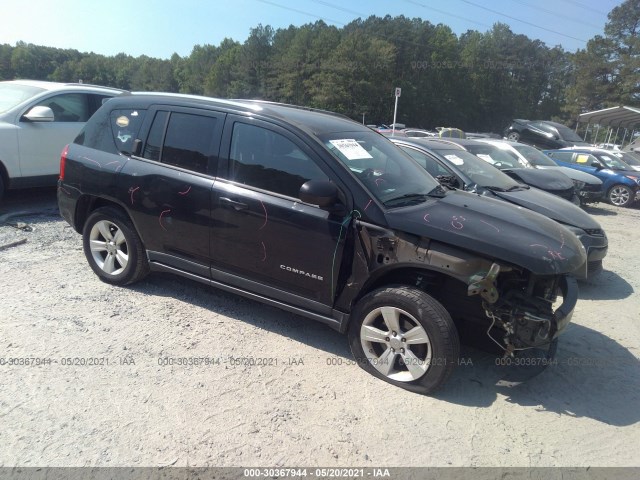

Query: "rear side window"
left=575, top=154, right=597, bottom=165
left=546, top=151, right=574, bottom=162
left=142, top=110, right=219, bottom=175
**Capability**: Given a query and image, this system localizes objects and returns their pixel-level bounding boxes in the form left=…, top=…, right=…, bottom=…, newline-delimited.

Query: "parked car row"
left=390, top=138, right=607, bottom=279
left=500, top=118, right=640, bottom=207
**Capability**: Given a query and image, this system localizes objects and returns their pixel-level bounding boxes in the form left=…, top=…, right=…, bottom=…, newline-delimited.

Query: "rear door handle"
left=220, top=197, right=249, bottom=211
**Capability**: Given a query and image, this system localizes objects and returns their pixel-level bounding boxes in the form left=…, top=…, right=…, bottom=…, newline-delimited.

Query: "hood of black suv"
left=386, top=190, right=586, bottom=276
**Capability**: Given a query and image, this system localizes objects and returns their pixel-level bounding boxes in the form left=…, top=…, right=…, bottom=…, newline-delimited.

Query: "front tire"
left=348, top=286, right=460, bottom=394
left=82, top=207, right=149, bottom=285
left=607, top=184, right=633, bottom=207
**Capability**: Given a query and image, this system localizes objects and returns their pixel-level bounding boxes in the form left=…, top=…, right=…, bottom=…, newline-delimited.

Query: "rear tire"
left=82, top=206, right=149, bottom=285
left=607, top=184, right=633, bottom=207
left=506, top=131, right=521, bottom=142
left=348, top=286, right=460, bottom=395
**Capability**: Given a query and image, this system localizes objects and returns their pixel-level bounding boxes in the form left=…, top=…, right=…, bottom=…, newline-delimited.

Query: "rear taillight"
left=59, top=144, right=69, bottom=180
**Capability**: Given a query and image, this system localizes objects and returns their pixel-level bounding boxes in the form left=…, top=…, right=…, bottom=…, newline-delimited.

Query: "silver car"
left=0, top=80, right=122, bottom=198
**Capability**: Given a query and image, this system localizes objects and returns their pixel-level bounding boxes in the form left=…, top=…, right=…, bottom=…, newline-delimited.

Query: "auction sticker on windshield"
left=444, top=154, right=465, bottom=166
left=329, top=139, right=373, bottom=160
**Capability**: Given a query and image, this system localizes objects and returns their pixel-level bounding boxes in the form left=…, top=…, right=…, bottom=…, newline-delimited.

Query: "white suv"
left=0, top=80, right=123, bottom=198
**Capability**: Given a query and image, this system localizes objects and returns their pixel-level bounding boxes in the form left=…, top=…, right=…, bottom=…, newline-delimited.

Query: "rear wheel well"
left=74, top=196, right=128, bottom=232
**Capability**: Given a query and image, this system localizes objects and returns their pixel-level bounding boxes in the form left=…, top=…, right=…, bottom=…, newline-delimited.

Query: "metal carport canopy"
left=578, top=106, right=640, bottom=129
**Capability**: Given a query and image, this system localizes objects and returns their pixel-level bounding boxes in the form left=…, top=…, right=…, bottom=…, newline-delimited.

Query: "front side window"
left=228, top=122, right=329, bottom=198
left=399, top=146, right=451, bottom=177
left=430, top=147, right=520, bottom=190
left=35, top=93, right=90, bottom=122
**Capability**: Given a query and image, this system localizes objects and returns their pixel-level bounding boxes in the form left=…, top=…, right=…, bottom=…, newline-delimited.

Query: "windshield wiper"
left=383, top=193, right=431, bottom=206
left=507, top=184, right=528, bottom=191
left=484, top=185, right=507, bottom=192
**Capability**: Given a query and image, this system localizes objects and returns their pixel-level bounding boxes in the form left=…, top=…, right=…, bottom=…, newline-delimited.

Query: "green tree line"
left=1, top=0, right=637, bottom=133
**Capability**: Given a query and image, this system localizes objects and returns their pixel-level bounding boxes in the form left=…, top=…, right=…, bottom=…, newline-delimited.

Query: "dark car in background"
left=476, top=139, right=604, bottom=205
left=545, top=148, right=640, bottom=208
left=432, top=137, right=581, bottom=205
left=391, top=137, right=607, bottom=279
left=503, top=120, right=590, bottom=149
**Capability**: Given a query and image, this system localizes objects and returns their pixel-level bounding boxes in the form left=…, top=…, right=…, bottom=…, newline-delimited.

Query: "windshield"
left=598, top=153, right=633, bottom=170
left=429, top=147, right=521, bottom=190
left=613, top=152, right=640, bottom=167
left=0, top=83, right=45, bottom=114
left=513, top=144, right=558, bottom=166
left=555, top=124, right=586, bottom=143
left=464, top=143, right=523, bottom=169
left=319, top=131, right=441, bottom=206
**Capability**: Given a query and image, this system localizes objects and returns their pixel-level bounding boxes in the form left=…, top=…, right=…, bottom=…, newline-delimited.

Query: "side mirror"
left=22, top=106, right=54, bottom=122
left=591, top=162, right=603, bottom=169
left=299, top=180, right=338, bottom=208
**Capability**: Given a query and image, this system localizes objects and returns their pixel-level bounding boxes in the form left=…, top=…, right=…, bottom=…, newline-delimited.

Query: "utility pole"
left=392, top=87, right=401, bottom=136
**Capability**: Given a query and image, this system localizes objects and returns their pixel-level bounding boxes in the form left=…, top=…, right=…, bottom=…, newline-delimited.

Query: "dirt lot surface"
left=0, top=187, right=638, bottom=468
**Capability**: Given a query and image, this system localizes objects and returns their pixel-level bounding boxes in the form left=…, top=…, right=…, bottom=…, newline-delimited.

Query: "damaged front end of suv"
left=468, top=262, right=577, bottom=356
left=341, top=190, right=586, bottom=366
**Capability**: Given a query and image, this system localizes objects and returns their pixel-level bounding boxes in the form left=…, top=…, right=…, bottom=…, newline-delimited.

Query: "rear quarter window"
left=110, top=109, right=147, bottom=154
left=74, top=108, right=147, bottom=154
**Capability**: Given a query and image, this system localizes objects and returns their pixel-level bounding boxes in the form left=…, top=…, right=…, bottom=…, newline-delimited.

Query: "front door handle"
left=220, top=197, right=249, bottom=211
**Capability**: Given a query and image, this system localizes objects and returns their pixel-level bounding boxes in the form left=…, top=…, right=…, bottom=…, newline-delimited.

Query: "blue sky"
left=0, top=0, right=623, bottom=58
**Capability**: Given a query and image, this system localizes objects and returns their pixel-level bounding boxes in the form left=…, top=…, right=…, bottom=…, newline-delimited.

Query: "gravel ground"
left=0, top=187, right=638, bottom=468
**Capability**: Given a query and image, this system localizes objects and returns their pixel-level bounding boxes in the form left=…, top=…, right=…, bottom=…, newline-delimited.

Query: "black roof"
left=418, top=137, right=487, bottom=149
left=391, top=137, right=466, bottom=150
left=112, top=93, right=366, bottom=137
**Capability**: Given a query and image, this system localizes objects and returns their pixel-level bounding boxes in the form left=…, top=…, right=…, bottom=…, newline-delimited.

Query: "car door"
left=17, top=92, right=109, bottom=178
left=210, top=115, right=349, bottom=309
left=119, top=106, right=225, bottom=277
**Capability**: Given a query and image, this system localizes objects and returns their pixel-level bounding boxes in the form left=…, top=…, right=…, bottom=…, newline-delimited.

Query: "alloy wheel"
left=360, top=306, right=432, bottom=382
